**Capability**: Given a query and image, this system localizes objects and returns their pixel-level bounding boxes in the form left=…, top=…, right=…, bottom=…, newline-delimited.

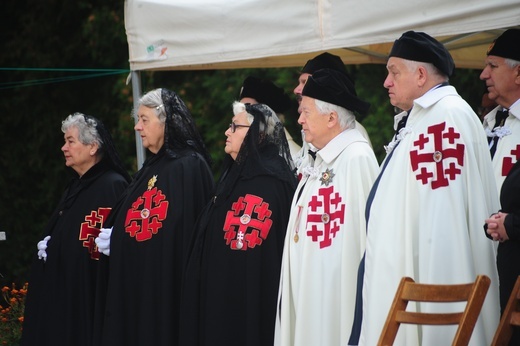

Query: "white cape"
left=276, top=129, right=379, bottom=346
left=294, top=121, right=372, bottom=178
left=360, top=86, right=500, bottom=346
left=483, top=101, right=520, bottom=192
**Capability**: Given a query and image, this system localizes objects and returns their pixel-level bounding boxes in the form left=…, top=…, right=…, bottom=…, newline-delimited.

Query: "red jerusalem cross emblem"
left=410, top=122, right=465, bottom=189
left=223, top=194, right=273, bottom=250
left=502, top=144, right=520, bottom=177
left=79, top=207, right=112, bottom=260
left=125, top=175, right=169, bottom=241
left=306, top=185, right=345, bottom=249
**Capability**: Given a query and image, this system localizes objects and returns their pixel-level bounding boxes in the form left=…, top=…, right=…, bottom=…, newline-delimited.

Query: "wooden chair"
left=491, top=275, right=520, bottom=346
left=377, top=275, right=491, bottom=346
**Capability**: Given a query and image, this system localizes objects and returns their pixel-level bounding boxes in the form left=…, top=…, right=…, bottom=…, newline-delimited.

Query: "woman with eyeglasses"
left=92, top=88, right=214, bottom=346
left=179, top=102, right=297, bottom=346
left=21, top=113, right=131, bottom=346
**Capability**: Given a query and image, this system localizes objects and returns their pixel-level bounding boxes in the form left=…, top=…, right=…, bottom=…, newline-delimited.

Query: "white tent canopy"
left=125, top=0, right=520, bottom=71
left=124, top=0, right=520, bottom=167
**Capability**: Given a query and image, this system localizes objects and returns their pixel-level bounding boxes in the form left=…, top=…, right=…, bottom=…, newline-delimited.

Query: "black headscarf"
left=237, top=103, right=294, bottom=171
left=217, top=103, right=297, bottom=199
left=161, top=88, right=212, bottom=166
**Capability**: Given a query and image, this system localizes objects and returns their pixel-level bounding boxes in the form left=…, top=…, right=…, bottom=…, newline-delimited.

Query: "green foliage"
left=347, top=64, right=396, bottom=161
left=0, top=0, right=133, bottom=285
left=0, top=1, right=487, bottom=286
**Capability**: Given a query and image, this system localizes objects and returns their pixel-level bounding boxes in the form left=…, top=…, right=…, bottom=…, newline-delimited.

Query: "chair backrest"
left=491, top=275, right=520, bottom=346
left=377, top=275, right=491, bottom=346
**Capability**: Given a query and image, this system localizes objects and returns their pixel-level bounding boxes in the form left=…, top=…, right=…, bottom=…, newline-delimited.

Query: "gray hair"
left=314, top=99, right=356, bottom=131
left=232, top=101, right=279, bottom=136
left=61, top=112, right=103, bottom=148
left=133, top=88, right=166, bottom=123
left=402, top=59, right=449, bottom=83
left=505, top=58, right=520, bottom=69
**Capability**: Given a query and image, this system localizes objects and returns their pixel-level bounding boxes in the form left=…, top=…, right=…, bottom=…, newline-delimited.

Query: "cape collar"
left=315, top=128, right=368, bottom=164
left=413, top=85, right=458, bottom=110
left=484, top=99, right=520, bottom=127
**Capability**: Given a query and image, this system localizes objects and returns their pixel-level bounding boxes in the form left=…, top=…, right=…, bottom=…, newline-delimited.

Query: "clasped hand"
left=485, top=212, right=509, bottom=242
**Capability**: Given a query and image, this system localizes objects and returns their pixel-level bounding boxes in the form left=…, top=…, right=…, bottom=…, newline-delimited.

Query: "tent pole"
left=131, top=70, right=146, bottom=170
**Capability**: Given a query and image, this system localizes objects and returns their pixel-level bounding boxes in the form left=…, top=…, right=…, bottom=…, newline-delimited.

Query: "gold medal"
left=147, top=175, right=158, bottom=190
left=294, top=234, right=299, bottom=243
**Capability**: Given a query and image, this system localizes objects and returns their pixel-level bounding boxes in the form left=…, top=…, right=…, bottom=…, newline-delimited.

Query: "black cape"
left=21, top=160, right=129, bottom=346
left=179, top=145, right=296, bottom=346
left=95, top=148, right=214, bottom=346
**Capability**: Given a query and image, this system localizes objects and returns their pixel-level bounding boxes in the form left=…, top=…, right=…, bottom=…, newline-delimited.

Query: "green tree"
left=0, top=0, right=133, bottom=286
left=0, top=1, right=487, bottom=288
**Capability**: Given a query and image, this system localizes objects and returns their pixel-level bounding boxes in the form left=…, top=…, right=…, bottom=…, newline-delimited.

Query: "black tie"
left=395, top=116, right=408, bottom=136
left=295, top=149, right=317, bottom=203
left=308, top=149, right=317, bottom=160
left=489, top=109, right=509, bottom=158
left=494, top=109, right=509, bottom=128
left=394, top=111, right=411, bottom=138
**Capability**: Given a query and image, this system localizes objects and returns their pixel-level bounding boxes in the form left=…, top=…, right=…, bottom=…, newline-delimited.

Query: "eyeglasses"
left=229, top=122, right=250, bottom=133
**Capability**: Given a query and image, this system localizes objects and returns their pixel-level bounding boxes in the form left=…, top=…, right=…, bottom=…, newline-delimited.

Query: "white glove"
left=37, top=235, right=51, bottom=262
left=95, top=227, right=112, bottom=256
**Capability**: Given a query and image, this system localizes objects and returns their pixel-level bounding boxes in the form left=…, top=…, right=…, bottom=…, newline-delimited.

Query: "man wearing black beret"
left=481, top=28, right=520, bottom=346
left=275, top=68, right=379, bottom=345
left=238, top=76, right=301, bottom=156
left=481, top=28, right=520, bottom=188
left=354, top=31, right=500, bottom=345
left=294, top=52, right=371, bottom=142
left=291, top=52, right=373, bottom=176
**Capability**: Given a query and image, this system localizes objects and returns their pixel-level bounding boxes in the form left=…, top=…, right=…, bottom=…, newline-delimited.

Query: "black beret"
left=389, top=31, right=455, bottom=77
left=301, top=52, right=347, bottom=75
left=487, top=29, right=520, bottom=61
left=302, top=68, right=371, bottom=116
left=239, top=76, right=291, bottom=113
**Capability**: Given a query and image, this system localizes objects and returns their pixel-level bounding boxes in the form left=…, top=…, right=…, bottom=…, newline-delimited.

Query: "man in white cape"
left=480, top=29, right=520, bottom=193
left=353, top=31, right=500, bottom=346
left=481, top=29, right=520, bottom=345
left=292, top=52, right=373, bottom=176
left=275, top=68, right=379, bottom=345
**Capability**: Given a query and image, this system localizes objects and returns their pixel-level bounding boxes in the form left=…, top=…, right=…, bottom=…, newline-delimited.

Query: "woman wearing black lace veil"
left=179, top=102, right=297, bottom=346
left=93, top=88, right=214, bottom=346
left=21, top=113, right=130, bottom=346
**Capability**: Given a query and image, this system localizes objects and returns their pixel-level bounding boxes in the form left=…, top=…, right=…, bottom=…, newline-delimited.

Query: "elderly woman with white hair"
left=179, top=102, right=297, bottom=346
left=21, top=112, right=130, bottom=346
left=93, top=88, right=214, bottom=346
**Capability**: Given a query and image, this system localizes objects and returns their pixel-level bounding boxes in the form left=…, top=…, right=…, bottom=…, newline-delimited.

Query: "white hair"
left=133, top=88, right=166, bottom=123
left=232, top=101, right=253, bottom=124
left=402, top=59, right=448, bottom=82
left=314, top=99, right=356, bottom=131
left=505, top=58, right=520, bottom=69
left=232, top=101, right=279, bottom=136
left=61, top=112, right=102, bottom=147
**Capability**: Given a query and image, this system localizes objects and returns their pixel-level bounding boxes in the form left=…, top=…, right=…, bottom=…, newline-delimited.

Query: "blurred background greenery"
left=0, top=1, right=486, bottom=287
